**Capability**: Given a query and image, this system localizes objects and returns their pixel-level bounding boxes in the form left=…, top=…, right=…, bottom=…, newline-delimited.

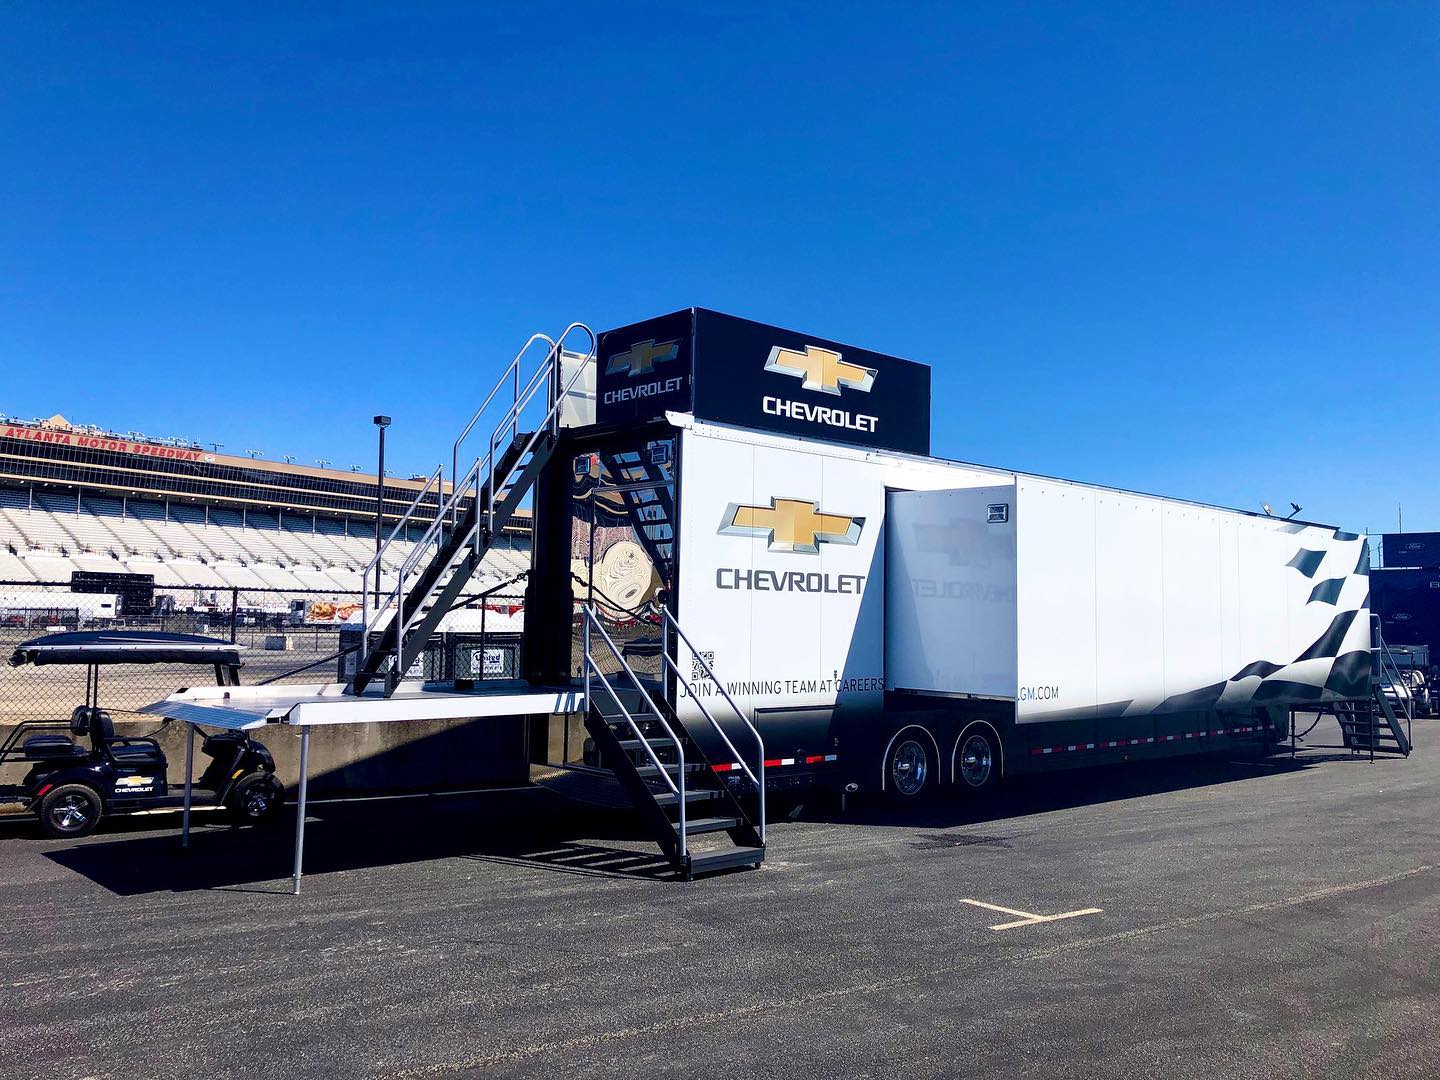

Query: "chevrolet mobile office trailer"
left=521, top=308, right=1377, bottom=802
left=148, top=309, right=1387, bottom=886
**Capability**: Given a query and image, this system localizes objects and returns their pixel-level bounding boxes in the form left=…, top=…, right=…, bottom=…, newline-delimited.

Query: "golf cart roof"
left=8, top=631, right=246, bottom=668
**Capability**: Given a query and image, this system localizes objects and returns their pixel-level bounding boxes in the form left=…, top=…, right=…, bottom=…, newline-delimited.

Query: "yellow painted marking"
left=960, top=898, right=1103, bottom=931
left=958, top=898, right=1041, bottom=920
left=988, top=908, right=1103, bottom=931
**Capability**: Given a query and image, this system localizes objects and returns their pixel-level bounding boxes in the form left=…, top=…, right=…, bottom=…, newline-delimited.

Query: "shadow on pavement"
left=799, top=747, right=1381, bottom=831
left=33, top=739, right=1395, bottom=896
left=41, top=786, right=670, bottom=895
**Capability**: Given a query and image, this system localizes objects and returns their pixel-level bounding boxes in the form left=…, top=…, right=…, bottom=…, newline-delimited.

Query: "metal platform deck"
left=139, top=678, right=589, bottom=894
left=140, top=679, right=586, bottom=730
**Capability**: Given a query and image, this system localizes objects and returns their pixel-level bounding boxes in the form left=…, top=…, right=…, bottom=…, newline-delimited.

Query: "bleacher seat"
left=0, top=485, right=531, bottom=624
left=0, top=549, right=37, bottom=581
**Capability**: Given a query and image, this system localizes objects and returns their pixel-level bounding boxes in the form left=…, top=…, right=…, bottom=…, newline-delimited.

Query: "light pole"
left=373, top=416, right=391, bottom=553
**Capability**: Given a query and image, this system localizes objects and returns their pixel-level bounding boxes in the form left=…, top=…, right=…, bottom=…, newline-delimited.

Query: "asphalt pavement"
left=1, top=713, right=1436, bottom=1079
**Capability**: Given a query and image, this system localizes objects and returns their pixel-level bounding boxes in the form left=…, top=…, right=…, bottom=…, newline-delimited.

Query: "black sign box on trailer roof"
left=691, top=309, right=931, bottom=455
left=594, top=309, right=696, bottom=428
left=594, top=308, right=932, bottom=456
left=1382, top=532, right=1440, bottom=569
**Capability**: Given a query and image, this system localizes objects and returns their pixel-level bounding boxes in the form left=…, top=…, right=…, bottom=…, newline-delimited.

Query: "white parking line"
left=960, top=897, right=1103, bottom=931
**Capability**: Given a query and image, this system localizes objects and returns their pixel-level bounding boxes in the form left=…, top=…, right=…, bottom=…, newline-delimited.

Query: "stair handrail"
left=659, top=607, right=765, bottom=844
left=451, top=333, right=557, bottom=531
left=450, top=325, right=596, bottom=562
left=358, top=463, right=444, bottom=671
left=482, top=323, right=596, bottom=539
left=1373, top=616, right=1414, bottom=740
left=354, top=321, right=595, bottom=689
left=447, top=327, right=595, bottom=563
left=363, top=463, right=443, bottom=584
left=582, top=604, right=686, bottom=855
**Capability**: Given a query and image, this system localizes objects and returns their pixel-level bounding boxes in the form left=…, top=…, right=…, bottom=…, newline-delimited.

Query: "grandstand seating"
left=0, top=486, right=531, bottom=612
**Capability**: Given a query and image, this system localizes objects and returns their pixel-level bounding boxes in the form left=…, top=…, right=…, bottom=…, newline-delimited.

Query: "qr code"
left=691, top=651, right=715, bottom=680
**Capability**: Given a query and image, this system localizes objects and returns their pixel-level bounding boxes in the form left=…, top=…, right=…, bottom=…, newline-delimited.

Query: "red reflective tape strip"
left=763, top=758, right=782, bottom=768
left=711, top=762, right=737, bottom=773
left=805, top=755, right=825, bottom=764
left=1029, top=721, right=1274, bottom=760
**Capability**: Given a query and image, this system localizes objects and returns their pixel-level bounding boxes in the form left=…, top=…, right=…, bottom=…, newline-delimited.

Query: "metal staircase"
left=581, top=605, right=766, bottom=879
left=1337, top=615, right=1414, bottom=758
left=351, top=324, right=596, bottom=697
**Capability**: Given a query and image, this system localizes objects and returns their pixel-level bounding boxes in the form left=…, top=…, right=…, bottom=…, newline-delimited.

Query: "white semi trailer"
left=0, top=590, right=119, bottom=628
left=661, top=415, right=1370, bottom=798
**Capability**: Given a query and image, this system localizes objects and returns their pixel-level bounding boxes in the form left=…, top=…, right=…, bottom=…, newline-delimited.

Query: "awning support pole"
left=181, top=723, right=195, bottom=849
left=292, top=726, right=311, bottom=895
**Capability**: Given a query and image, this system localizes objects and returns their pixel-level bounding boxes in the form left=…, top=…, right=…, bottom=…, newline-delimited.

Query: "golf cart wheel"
left=228, top=774, right=286, bottom=826
left=37, top=784, right=103, bottom=839
left=884, top=728, right=936, bottom=802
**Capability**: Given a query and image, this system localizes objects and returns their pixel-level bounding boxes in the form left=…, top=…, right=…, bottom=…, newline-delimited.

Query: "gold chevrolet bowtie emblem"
left=719, top=498, right=864, bottom=553
left=606, top=338, right=680, bottom=378
left=764, top=344, right=877, bottom=396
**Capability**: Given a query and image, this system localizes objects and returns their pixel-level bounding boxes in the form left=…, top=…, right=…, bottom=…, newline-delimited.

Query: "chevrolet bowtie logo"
left=719, top=498, right=864, bottom=554
left=606, top=338, right=680, bottom=378
left=764, top=344, right=877, bottom=396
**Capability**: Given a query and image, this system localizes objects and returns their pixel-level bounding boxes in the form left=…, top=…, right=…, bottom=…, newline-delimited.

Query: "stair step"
left=606, top=716, right=667, bottom=733
left=654, top=788, right=723, bottom=807
left=618, top=738, right=676, bottom=751
left=635, top=762, right=706, bottom=778
left=682, top=816, right=741, bottom=835
left=687, top=846, right=765, bottom=877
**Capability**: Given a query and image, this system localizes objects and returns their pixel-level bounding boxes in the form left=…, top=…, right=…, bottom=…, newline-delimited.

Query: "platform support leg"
left=181, top=723, right=195, bottom=849
left=292, top=727, right=311, bottom=896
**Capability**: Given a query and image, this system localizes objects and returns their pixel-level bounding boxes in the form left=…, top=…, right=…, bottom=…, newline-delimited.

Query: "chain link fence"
left=0, top=580, right=525, bottom=727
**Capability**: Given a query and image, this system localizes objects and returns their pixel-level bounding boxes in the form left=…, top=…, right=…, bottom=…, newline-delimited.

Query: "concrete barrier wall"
left=1, top=714, right=534, bottom=806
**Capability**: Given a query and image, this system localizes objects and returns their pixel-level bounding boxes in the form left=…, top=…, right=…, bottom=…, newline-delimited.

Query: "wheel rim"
left=891, top=739, right=928, bottom=796
left=959, top=734, right=992, bottom=788
left=50, top=794, right=92, bottom=832
left=242, top=790, right=270, bottom=817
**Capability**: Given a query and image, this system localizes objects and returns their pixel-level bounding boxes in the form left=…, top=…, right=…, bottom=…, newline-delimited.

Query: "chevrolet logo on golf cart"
left=764, top=345, right=877, bottom=396
left=606, top=338, right=680, bottom=378
left=719, top=498, right=864, bottom=554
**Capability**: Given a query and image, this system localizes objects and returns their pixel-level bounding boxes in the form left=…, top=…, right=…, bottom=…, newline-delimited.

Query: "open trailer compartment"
left=884, top=477, right=1376, bottom=770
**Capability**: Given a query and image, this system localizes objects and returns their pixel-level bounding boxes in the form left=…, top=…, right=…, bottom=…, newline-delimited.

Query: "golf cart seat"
left=75, top=707, right=165, bottom=766
left=22, top=734, right=84, bottom=760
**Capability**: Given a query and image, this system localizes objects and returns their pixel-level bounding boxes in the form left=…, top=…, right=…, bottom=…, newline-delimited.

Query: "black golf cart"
left=0, top=631, right=284, bottom=838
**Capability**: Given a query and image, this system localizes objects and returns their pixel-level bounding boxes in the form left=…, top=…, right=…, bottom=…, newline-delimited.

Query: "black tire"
left=227, top=773, right=286, bottom=826
left=952, top=725, right=1000, bottom=796
left=37, top=783, right=103, bottom=839
left=884, top=730, right=936, bottom=802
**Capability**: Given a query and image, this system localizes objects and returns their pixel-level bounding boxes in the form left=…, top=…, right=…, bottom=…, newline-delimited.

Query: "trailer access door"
left=885, top=485, right=1018, bottom=700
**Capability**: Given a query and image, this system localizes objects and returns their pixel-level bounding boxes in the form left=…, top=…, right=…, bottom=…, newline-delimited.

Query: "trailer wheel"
left=37, top=783, right=103, bottom=839
left=228, top=774, right=286, bottom=826
left=953, top=725, right=1000, bottom=795
left=884, top=731, right=935, bottom=801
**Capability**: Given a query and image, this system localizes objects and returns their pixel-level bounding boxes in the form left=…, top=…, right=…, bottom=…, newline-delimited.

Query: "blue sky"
left=2, top=3, right=1435, bottom=532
